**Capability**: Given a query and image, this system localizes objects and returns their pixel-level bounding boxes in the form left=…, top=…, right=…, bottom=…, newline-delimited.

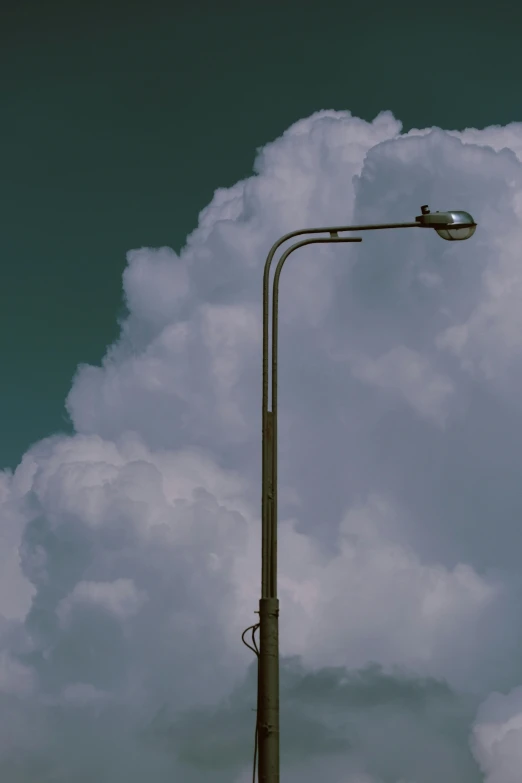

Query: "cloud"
left=276, top=495, right=502, bottom=691
left=472, top=687, right=522, bottom=783
left=0, top=470, right=35, bottom=620
left=3, top=108, right=522, bottom=779
left=56, top=578, right=147, bottom=626
left=348, top=345, right=454, bottom=426
left=153, top=658, right=480, bottom=783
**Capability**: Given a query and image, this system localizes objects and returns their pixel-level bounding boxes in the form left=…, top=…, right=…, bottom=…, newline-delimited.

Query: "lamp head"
left=416, top=205, right=477, bottom=240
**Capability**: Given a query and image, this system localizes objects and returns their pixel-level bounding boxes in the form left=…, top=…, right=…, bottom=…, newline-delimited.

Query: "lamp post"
left=256, top=205, right=476, bottom=783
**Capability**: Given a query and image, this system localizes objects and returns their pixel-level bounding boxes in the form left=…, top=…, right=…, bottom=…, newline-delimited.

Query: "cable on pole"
left=241, top=618, right=260, bottom=783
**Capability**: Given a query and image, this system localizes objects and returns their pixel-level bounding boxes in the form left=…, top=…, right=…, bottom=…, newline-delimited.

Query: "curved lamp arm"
left=260, top=210, right=476, bottom=597
left=262, top=222, right=420, bottom=418
left=262, top=235, right=362, bottom=598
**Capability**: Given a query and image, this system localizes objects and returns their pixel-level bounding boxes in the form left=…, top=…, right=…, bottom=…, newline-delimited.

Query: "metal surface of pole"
left=257, top=211, right=475, bottom=782
left=259, top=231, right=367, bottom=783
left=260, top=221, right=420, bottom=592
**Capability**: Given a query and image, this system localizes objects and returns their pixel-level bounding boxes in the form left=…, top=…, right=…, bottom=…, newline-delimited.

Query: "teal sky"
left=2, top=0, right=520, bottom=471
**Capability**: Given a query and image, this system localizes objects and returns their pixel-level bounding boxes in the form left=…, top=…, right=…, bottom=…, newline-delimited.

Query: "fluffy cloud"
left=3, top=109, right=522, bottom=780
left=472, top=687, right=522, bottom=783
left=348, top=345, right=454, bottom=426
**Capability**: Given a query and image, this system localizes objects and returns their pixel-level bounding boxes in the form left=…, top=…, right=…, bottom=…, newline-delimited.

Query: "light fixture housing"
left=416, top=205, right=477, bottom=240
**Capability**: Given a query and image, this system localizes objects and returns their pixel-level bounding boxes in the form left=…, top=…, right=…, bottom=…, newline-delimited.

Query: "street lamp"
left=242, top=204, right=476, bottom=783
left=417, top=204, right=477, bottom=240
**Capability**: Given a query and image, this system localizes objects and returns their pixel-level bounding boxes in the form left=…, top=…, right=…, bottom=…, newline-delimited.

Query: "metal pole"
left=258, top=235, right=362, bottom=783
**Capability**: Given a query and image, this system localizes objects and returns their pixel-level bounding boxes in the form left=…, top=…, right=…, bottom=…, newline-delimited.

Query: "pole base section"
left=257, top=597, right=279, bottom=783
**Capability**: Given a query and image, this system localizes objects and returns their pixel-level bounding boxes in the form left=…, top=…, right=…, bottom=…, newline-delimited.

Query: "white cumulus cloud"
left=472, top=687, right=522, bottom=783
left=3, top=108, right=522, bottom=780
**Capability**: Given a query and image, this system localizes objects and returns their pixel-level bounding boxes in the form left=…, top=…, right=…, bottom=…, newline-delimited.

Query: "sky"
left=3, top=1, right=522, bottom=781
